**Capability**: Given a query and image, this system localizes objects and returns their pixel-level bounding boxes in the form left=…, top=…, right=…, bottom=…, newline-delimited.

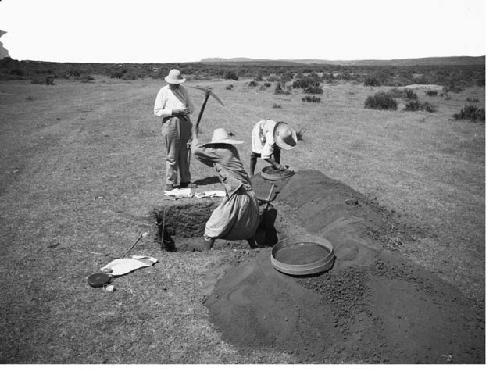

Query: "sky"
left=0, top=0, right=485, bottom=63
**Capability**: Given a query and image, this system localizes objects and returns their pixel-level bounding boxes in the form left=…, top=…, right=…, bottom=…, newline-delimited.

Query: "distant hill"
left=200, top=56, right=485, bottom=66
left=0, top=30, right=9, bottom=60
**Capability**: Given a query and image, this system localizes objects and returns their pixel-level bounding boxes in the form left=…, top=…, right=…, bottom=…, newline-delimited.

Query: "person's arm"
left=153, top=89, right=173, bottom=118
left=261, top=123, right=285, bottom=170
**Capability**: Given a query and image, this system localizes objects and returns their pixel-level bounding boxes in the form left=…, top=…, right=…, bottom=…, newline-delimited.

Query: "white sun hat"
left=165, top=69, right=186, bottom=84
left=274, top=122, right=298, bottom=150
left=201, top=128, right=244, bottom=147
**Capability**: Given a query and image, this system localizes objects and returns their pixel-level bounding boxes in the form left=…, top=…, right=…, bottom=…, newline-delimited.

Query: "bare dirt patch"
left=206, top=171, right=484, bottom=363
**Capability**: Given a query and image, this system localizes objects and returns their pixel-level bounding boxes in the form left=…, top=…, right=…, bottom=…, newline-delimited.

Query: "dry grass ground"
left=0, top=77, right=484, bottom=363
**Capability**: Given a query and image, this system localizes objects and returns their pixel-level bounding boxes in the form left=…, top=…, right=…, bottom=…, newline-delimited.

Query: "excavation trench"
left=205, top=170, right=485, bottom=363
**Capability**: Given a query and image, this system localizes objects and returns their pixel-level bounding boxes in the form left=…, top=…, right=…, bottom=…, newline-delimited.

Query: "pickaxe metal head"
left=188, top=86, right=224, bottom=106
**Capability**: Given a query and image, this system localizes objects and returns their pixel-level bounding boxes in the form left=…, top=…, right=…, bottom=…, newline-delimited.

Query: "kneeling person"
left=193, top=128, right=260, bottom=250
left=250, top=119, right=298, bottom=177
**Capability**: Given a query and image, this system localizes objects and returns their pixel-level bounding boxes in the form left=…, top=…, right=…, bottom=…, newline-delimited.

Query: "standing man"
left=249, top=119, right=298, bottom=177
left=154, top=69, right=196, bottom=190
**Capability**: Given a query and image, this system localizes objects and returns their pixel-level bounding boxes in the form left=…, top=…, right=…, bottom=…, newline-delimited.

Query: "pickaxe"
left=187, top=86, right=224, bottom=134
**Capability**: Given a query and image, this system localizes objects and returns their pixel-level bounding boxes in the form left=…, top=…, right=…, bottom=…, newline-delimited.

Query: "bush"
left=272, top=103, right=282, bottom=109
left=302, top=95, right=321, bottom=103
left=364, top=76, right=381, bottom=87
left=466, top=97, right=479, bottom=103
left=304, top=86, right=323, bottom=95
left=274, top=82, right=291, bottom=95
left=122, top=71, right=138, bottom=80
left=403, top=89, right=417, bottom=100
left=248, top=80, right=258, bottom=87
left=264, top=82, right=271, bottom=88
left=364, top=92, right=398, bottom=110
left=425, top=90, right=438, bottom=96
left=404, top=100, right=437, bottom=113
left=223, top=71, right=239, bottom=80
left=226, top=84, right=234, bottom=90
left=453, top=105, right=485, bottom=122
left=80, top=75, right=95, bottom=83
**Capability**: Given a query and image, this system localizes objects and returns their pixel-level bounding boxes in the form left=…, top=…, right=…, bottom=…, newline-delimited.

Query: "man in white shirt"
left=154, top=69, right=196, bottom=190
left=250, top=120, right=298, bottom=177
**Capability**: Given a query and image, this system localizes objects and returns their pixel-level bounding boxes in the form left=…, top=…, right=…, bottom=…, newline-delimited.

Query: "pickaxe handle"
left=194, top=92, right=210, bottom=136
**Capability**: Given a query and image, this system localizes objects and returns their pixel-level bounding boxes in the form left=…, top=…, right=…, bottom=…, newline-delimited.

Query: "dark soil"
left=151, top=201, right=249, bottom=252
left=206, top=170, right=484, bottom=363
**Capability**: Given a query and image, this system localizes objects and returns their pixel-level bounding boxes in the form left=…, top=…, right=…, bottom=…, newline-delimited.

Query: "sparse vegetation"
left=364, top=76, right=381, bottom=87
left=274, top=82, right=291, bottom=95
left=404, top=100, right=437, bottom=113
left=466, top=97, right=479, bottom=103
left=80, top=75, right=95, bottom=83
left=248, top=80, right=258, bottom=87
left=226, top=84, right=234, bottom=90
left=223, top=71, right=239, bottom=80
left=272, top=103, right=282, bottom=109
left=453, top=105, right=485, bottom=122
left=425, top=90, right=438, bottom=96
left=364, top=92, right=398, bottom=110
left=302, top=95, right=321, bottom=103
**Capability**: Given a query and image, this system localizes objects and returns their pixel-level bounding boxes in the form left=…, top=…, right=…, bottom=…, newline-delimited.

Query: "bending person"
left=249, top=119, right=298, bottom=177
left=192, top=128, right=260, bottom=250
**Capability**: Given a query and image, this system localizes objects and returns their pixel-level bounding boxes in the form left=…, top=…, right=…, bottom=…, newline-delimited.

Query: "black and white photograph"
left=0, top=0, right=493, bottom=367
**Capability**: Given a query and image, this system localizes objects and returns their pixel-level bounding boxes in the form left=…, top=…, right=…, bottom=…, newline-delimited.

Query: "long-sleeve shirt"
left=153, top=84, right=195, bottom=118
left=194, top=145, right=253, bottom=197
left=251, top=119, right=278, bottom=159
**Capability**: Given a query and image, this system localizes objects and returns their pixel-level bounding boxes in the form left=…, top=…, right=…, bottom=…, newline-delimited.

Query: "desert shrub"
left=304, top=86, right=323, bottom=95
left=122, top=71, right=138, bottom=80
left=364, top=76, right=381, bottom=87
left=466, top=97, right=479, bottom=103
left=223, top=71, right=239, bottom=80
left=9, top=68, right=25, bottom=77
left=404, top=100, right=437, bottom=113
left=26, top=96, right=35, bottom=101
left=292, top=77, right=320, bottom=89
left=248, top=80, right=258, bottom=87
left=403, top=89, right=417, bottom=100
left=80, top=75, right=95, bottom=83
left=272, top=103, right=282, bottom=109
left=425, top=90, right=438, bottom=96
left=404, top=100, right=422, bottom=112
left=31, top=76, right=54, bottom=85
left=226, top=84, right=234, bottom=90
left=364, top=92, right=398, bottom=110
left=302, top=95, right=321, bottom=103
left=453, top=105, right=485, bottom=122
left=264, top=82, right=271, bottom=88
left=274, top=82, right=291, bottom=95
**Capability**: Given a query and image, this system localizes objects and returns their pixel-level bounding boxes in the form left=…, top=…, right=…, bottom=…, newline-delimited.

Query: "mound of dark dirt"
left=206, top=170, right=484, bottom=363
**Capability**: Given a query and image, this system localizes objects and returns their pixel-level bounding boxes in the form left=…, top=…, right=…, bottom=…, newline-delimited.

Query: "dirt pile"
left=206, top=170, right=484, bottom=363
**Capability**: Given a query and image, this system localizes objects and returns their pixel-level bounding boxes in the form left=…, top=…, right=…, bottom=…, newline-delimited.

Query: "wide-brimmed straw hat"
left=201, top=128, right=244, bottom=147
left=274, top=122, right=298, bottom=150
left=165, top=69, right=185, bottom=84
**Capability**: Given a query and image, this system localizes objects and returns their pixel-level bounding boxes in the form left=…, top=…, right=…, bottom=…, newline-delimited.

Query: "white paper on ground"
left=164, top=188, right=193, bottom=198
left=194, top=190, right=226, bottom=198
left=100, top=255, right=158, bottom=276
